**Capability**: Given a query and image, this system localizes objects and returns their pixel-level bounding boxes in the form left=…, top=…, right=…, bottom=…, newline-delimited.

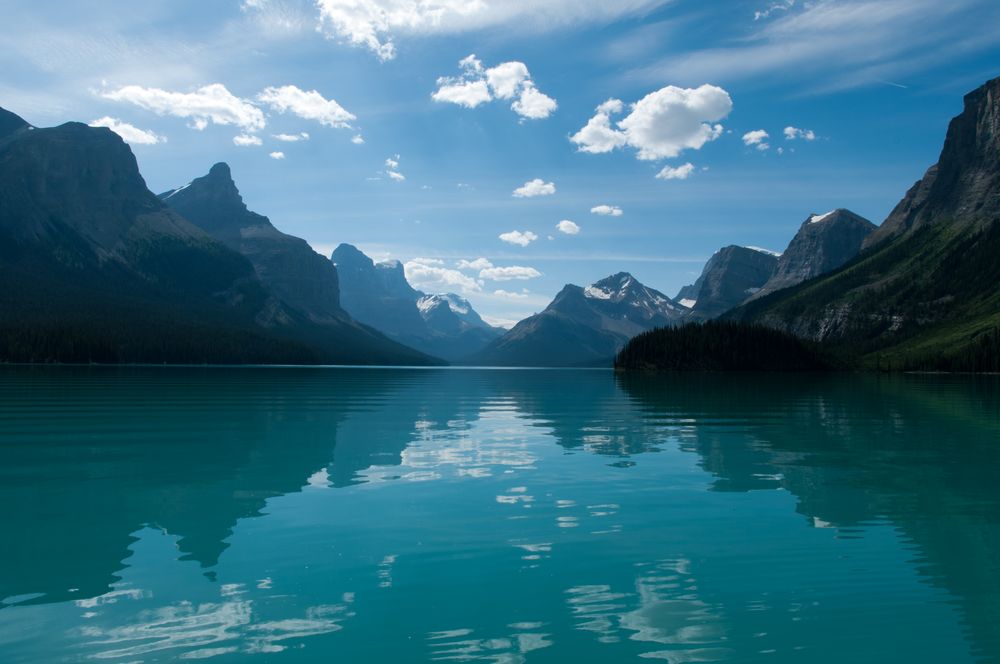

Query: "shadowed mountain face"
left=161, top=163, right=343, bottom=324
left=733, top=77, right=1000, bottom=370
left=866, top=76, right=1000, bottom=248
left=470, top=272, right=686, bottom=367
left=749, top=209, right=876, bottom=301
left=0, top=108, right=316, bottom=364
left=676, top=246, right=778, bottom=319
left=332, top=243, right=501, bottom=361
left=0, top=107, right=436, bottom=365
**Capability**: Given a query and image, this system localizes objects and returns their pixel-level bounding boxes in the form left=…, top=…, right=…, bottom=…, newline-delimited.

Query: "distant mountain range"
left=332, top=243, right=501, bottom=361
left=470, top=272, right=686, bottom=366
left=0, top=108, right=435, bottom=365
left=2, top=75, right=996, bottom=369
left=730, top=75, right=1000, bottom=371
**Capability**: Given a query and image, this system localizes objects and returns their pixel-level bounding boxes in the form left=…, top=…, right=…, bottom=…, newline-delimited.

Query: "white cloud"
left=234, top=133, right=263, bottom=146
left=431, top=80, right=492, bottom=108
left=754, top=0, right=795, bottom=21
left=433, top=54, right=556, bottom=119
left=485, top=61, right=530, bottom=99
left=102, top=84, right=266, bottom=132
left=480, top=265, right=543, bottom=281
left=351, top=134, right=365, bottom=144
left=591, top=204, right=623, bottom=217
left=556, top=220, right=580, bottom=235
left=269, top=151, right=286, bottom=160
left=571, top=84, right=732, bottom=160
left=493, top=289, right=530, bottom=299
left=499, top=230, right=539, bottom=247
left=313, top=1, right=672, bottom=61
left=456, top=257, right=494, bottom=271
left=742, top=129, right=770, bottom=150
left=273, top=132, right=310, bottom=142
left=784, top=126, right=816, bottom=140
left=511, top=83, right=558, bottom=120
left=384, top=154, right=405, bottom=181
left=257, top=85, right=355, bottom=128
left=512, top=178, right=556, bottom=198
left=405, top=258, right=482, bottom=293
left=655, top=162, right=695, bottom=180
left=89, top=117, right=165, bottom=145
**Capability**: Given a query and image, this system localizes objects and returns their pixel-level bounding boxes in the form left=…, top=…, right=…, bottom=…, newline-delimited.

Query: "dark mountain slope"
left=731, top=77, right=1000, bottom=371
left=0, top=108, right=434, bottom=364
left=676, top=246, right=779, bottom=319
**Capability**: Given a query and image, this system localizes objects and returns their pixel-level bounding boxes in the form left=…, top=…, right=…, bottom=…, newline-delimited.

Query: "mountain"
left=160, top=163, right=344, bottom=323
left=676, top=246, right=779, bottom=319
left=159, top=164, right=438, bottom=364
left=732, top=76, right=1000, bottom=371
left=469, top=272, right=686, bottom=367
left=0, top=106, right=433, bottom=365
left=332, top=244, right=501, bottom=360
left=748, top=209, right=876, bottom=300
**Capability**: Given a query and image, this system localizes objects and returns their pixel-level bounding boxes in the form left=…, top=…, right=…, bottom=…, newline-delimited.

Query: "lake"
left=1, top=367, right=999, bottom=662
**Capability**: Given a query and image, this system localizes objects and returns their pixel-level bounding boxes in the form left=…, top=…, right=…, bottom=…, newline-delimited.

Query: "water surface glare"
left=1, top=367, right=999, bottom=662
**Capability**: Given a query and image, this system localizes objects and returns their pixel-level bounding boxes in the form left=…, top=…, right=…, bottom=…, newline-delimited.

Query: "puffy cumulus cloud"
left=89, top=117, right=165, bottom=145
left=742, top=129, right=770, bottom=150
left=512, top=178, right=556, bottom=198
left=234, top=133, right=263, bottom=146
left=351, top=134, right=365, bottom=144
left=556, top=219, right=580, bottom=235
left=499, top=230, right=538, bottom=247
left=405, top=258, right=483, bottom=293
left=433, top=54, right=557, bottom=120
left=269, top=151, right=286, bottom=160
left=431, top=80, right=492, bottom=108
left=784, top=126, right=816, bottom=140
left=273, top=132, right=310, bottom=142
left=313, top=1, right=671, bottom=61
left=456, top=257, right=494, bottom=271
left=101, top=84, right=266, bottom=132
left=655, top=162, right=695, bottom=180
left=591, top=204, right=623, bottom=217
left=258, top=85, right=355, bottom=129
left=571, top=84, right=732, bottom=161
left=480, top=265, right=542, bottom=281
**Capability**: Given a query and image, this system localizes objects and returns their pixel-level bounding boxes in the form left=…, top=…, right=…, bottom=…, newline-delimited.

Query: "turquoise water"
left=1, top=368, right=999, bottom=663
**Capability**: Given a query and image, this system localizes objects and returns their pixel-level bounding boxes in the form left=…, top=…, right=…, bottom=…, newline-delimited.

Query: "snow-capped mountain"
left=332, top=244, right=501, bottom=361
left=468, top=272, right=685, bottom=367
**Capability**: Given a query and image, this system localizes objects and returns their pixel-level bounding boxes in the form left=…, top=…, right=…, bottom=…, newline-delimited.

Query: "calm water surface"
left=1, top=367, right=999, bottom=663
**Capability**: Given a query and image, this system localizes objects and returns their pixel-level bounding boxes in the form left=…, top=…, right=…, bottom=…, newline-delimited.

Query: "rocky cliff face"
left=161, top=163, right=343, bottom=324
left=750, top=209, right=876, bottom=300
left=678, top=246, right=779, bottom=319
left=866, top=76, right=1000, bottom=248
left=471, top=273, right=684, bottom=367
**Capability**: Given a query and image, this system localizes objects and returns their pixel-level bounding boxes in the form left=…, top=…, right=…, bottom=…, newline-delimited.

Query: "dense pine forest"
left=614, top=321, right=834, bottom=372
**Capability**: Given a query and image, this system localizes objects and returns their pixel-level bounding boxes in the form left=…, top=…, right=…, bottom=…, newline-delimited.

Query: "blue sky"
left=2, top=0, right=998, bottom=326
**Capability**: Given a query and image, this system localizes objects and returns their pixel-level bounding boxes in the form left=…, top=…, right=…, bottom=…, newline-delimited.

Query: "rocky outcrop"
left=677, top=246, right=779, bottom=319
left=750, top=209, right=876, bottom=300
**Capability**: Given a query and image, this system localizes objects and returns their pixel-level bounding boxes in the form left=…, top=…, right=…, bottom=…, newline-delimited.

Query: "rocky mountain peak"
left=866, top=75, right=1000, bottom=248
left=159, top=163, right=268, bottom=238
left=0, top=107, right=30, bottom=140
